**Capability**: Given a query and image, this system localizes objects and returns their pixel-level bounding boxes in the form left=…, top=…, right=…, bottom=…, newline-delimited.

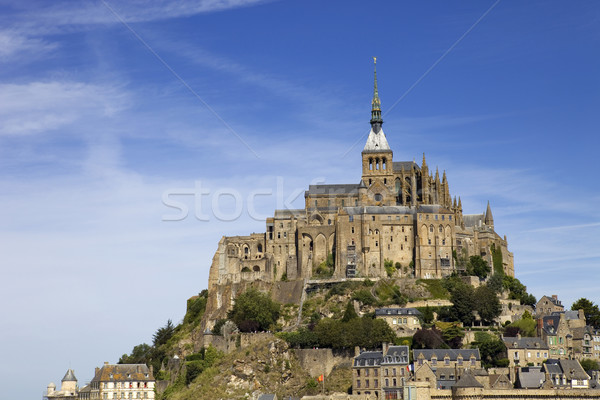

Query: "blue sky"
left=1, top=1, right=599, bottom=398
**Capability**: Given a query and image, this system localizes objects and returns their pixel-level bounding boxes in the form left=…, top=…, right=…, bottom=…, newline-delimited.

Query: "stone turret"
left=485, top=201, right=494, bottom=228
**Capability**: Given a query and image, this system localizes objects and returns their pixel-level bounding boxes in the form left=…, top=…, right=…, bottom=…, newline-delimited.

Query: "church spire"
left=370, top=57, right=383, bottom=133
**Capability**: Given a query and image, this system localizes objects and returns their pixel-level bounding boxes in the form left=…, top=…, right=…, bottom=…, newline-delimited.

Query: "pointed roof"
left=485, top=201, right=494, bottom=225
left=62, top=369, right=77, bottom=382
left=363, top=128, right=391, bottom=151
left=454, top=371, right=484, bottom=388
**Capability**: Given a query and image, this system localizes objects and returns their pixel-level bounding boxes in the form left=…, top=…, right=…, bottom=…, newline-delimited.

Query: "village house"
left=502, top=334, right=549, bottom=368
left=375, top=308, right=422, bottom=335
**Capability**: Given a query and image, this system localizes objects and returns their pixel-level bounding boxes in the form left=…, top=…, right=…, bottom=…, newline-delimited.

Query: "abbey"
left=208, top=63, right=513, bottom=293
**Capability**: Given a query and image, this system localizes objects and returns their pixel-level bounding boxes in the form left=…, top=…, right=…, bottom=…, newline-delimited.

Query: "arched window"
left=257, top=244, right=262, bottom=253
left=429, top=225, right=434, bottom=233
left=369, top=158, right=373, bottom=170
left=375, top=158, right=380, bottom=170
left=382, top=158, right=387, bottom=170
left=253, top=265, right=260, bottom=272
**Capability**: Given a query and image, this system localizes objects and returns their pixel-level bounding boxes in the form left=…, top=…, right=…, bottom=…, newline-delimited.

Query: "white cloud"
left=0, top=81, right=131, bottom=135
left=0, top=30, right=57, bottom=62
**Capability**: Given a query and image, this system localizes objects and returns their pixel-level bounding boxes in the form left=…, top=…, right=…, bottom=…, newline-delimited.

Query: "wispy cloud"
left=0, top=81, right=131, bottom=135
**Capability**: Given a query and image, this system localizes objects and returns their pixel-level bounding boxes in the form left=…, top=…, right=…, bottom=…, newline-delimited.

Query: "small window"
left=372, top=216, right=375, bottom=221
left=374, top=193, right=383, bottom=202
left=435, top=215, right=438, bottom=220
left=349, top=215, right=354, bottom=222
left=352, top=227, right=355, bottom=234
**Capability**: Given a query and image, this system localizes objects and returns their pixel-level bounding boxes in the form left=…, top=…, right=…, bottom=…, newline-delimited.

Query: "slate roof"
left=91, top=364, right=154, bottom=382
left=454, top=371, right=484, bottom=388
left=463, top=214, right=484, bottom=228
left=413, top=349, right=480, bottom=361
left=393, top=161, right=420, bottom=172
left=62, top=369, right=77, bottom=382
left=502, top=336, right=549, bottom=350
left=306, top=184, right=360, bottom=196
left=354, top=351, right=383, bottom=367
left=363, top=128, right=391, bottom=151
left=382, top=345, right=410, bottom=364
left=257, top=395, right=277, bottom=400
left=517, top=366, right=545, bottom=389
left=542, top=315, right=561, bottom=335
left=558, top=360, right=589, bottom=381
left=375, top=308, right=422, bottom=317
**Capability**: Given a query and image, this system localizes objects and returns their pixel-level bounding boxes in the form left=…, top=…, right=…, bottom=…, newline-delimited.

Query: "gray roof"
left=375, top=308, right=422, bottom=317
left=62, top=369, right=77, bottom=382
left=558, top=360, right=589, bottom=380
left=346, top=206, right=414, bottom=215
left=417, top=204, right=451, bottom=214
left=257, top=395, right=276, bottom=400
left=413, top=349, right=480, bottom=361
left=306, top=184, right=360, bottom=196
left=393, top=161, right=420, bottom=172
left=463, top=214, right=484, bottom=228
left=502, top=336, right=549, bottom=350
left=354, top=351, right=383, bottom=367
left=517, top=366, right=545, bottom=389
left=542, top=315, right=561, bottom=335
left=454, top=371, right=484, bottom=388
left=382, top=345, right=410, bottom=364
left=564, top=310, right=582, bottom=320
left=363, top=128, right=391, bottom=151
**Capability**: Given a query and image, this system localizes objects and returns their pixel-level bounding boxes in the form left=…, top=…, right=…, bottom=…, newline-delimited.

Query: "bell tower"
left=361, top=58, right=393, bottom=201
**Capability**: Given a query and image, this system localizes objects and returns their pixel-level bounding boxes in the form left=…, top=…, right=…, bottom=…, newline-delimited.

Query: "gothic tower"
left=361, top=58, right=394, bottom=204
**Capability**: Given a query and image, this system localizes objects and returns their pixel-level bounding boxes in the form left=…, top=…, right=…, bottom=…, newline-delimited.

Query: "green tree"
left=472, top=332, right=506, bottom=368
left=441, top=324, right=465, bottom=348
left=468, top=256, right=491, bottom=279
left=475, top=286, right=501, bottom=325
left=384, top=259, right=396, bottom=277
left=505, top=312, right=537, bottom=337
left=119, top=343, right=152, bottom=365
left=422, top=305, right=434, bottom=324
left=486, top=272, right=504, bottom=293
left=572, top=298, right=600, bottom=328
left=580, top=358, right=599, bottom=372
left=227, top=288, right=281, bottom=332
left=153, top=319, right=175, bottom=347
left=342, top=301, right=359, bottom=322
left=449, top=284, right=476, bottom=326
left=412, top=328, right=446, bottom=349
left=212, top=319, right=226, bottom=336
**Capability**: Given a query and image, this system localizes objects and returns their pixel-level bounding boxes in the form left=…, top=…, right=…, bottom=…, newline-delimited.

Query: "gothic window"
left=439, top=226, right=443, bottom=233
left=369, top=158, right=373, bottom=170
left=383, top=158, right=387, bottom=170
left=375, top=158, right=380, bottom=170
left=429, top=225, right=434, bottom=233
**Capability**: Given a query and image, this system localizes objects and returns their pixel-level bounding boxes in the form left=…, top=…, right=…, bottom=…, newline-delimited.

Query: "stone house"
left=535, top=295, right=564, bottom=318
left=375, top=308, right=422, bottom=335
left=543, top=359, right=590, bottom=388
left=501, top=335, right=549, bottom=367
left=353, top=344, right=410, bottom=399
left=538, top=310, right=587, bottom=359
left=89, top=363, right=155, bottom=400
left=413, top=349, right=481, bottom=370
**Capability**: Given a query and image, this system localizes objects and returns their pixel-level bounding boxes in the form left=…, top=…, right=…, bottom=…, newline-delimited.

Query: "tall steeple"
left=485, top=201, right=494, bottom=228
left=370, top=57, right=383, bottom=133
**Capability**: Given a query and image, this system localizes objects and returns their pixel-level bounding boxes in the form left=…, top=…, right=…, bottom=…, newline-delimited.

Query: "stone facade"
left=88, top=363, right=155, bottom=400
left=204, top=63, right=514, bottom=326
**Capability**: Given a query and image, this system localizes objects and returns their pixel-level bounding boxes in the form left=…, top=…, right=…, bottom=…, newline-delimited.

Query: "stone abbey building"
left=208, top=63, right=513, bottom=294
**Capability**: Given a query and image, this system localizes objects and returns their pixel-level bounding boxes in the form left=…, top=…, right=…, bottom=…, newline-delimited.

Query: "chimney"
left=537, top=318, right=543, bottom=336
left=578, top=309, right=585, bottom=321
left=149, top=365, right=153, bottom=376
left=382, top=342, right=389, bottom=355
left=355, top=346, right=361, bottom=357
left=136, top=365, right=141, bottom=373
left=552, top=295, right=557, bottom=300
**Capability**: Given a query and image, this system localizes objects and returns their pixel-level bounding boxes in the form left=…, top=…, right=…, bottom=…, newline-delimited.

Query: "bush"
left=384, top=259, right=396, bottom=277
left=352, top=289, right=377, bottom=306
left=227, top=288, right=281, bottom=332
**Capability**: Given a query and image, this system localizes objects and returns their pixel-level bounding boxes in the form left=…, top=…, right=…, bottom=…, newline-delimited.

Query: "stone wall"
left=295, top=348, right=354, bottom=378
